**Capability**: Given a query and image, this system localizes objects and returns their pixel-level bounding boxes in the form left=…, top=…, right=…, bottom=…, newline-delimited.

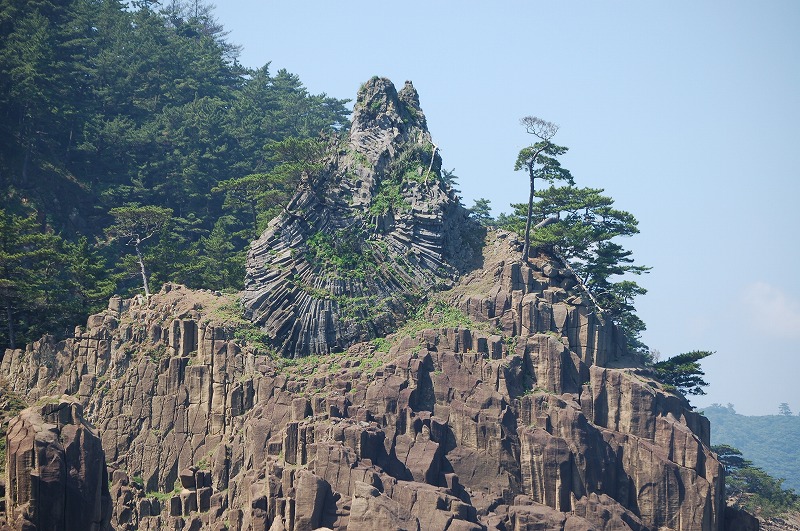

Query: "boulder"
left=5, top=397, right=112, bottom=530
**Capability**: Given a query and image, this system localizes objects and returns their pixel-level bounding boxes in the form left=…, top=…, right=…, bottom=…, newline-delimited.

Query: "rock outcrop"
left=1, top=78, right=726, bottom=530
left=2, top=397, right=111, bottom=530
left=243, top=77, right=481, bottom=358
left=2, top=234, right=724, bottom=530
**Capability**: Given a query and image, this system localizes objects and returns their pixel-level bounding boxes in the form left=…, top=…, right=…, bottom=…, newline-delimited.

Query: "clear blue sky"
left=214, top=1, right=800, bottom=416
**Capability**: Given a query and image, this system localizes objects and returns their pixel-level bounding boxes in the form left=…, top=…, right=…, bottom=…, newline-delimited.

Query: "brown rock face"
left=242, top=77, right=482, bottom=358
left=4, top=397, right=111, bottom=530
left=0, top=80, right=727, bottom=531
left=2, top=237, right=724, bottom=530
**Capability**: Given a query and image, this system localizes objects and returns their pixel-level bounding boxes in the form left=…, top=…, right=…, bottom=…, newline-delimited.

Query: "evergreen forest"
left=704, top=403, right=800, bottom=493
left=0, top=0, right=350, bottom=350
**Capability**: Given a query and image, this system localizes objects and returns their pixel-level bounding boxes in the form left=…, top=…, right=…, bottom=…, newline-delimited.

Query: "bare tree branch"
left=520, top=116, right=559, bottom=141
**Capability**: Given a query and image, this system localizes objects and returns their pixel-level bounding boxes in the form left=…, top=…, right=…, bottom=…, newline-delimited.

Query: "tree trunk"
left=5, top=299, right=15, bottom=350
left=522, top=164, right=535, bottom=261
left=135, top=241, right=151, bottom=298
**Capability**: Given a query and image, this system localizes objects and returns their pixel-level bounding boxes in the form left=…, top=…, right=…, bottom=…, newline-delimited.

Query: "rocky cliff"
left=2, top=397, right=111, bottom=530
left=1, top=237, right=724, bottom=530
left=243, top=77, right=481, bottom=358
left=0, top=78, right=728, bottom=531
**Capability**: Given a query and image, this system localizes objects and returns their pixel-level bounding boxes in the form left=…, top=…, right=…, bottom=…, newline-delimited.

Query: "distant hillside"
left=703, top=404, right=800, bottom=492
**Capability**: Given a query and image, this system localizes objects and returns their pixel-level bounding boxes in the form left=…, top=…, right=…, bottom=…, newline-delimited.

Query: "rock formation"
left=243, top=77, right=481, bottom=358
left=1, top=235, right=724, bottom=530
left=2, top=397, right=111, bottom=530
left=0, top=78, right=729, bottom=530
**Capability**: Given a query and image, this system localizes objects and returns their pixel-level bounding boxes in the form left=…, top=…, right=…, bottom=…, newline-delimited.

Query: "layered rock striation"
left=2, top=397, right=112, bottom=530
left=2, top=234, right=724, bottom=530
left=242, top=77, right=481, bottom=358
left=1, top=78, right=726, bottom=530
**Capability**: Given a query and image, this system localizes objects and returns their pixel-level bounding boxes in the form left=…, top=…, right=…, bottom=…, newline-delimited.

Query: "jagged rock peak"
left=351, top=77, right=427, bottom=135
left=242, top=77, right=482, bottom=358
left=347, top=77, right=440, bottom=178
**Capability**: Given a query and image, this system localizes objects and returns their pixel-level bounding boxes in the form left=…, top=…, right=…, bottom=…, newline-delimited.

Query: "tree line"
left=0, top=0, right=349, bottom=350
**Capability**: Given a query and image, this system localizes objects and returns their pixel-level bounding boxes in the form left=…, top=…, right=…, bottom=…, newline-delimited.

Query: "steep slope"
left=0, top=78, right=726, bottom=531
left=2, top=234, right=723, bottom=530
left=243, top=77, right=481, bottom=358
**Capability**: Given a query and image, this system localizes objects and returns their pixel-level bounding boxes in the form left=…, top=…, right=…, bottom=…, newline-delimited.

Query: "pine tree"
left=105, top=205, right=172, bottom=297
left=652, top=350, right=713, bottom=395
left=0, top=208, right=68, bottom=349
left=498, top=185, right=650, bottom=352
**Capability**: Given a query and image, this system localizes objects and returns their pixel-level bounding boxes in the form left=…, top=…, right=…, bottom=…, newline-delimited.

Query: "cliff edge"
left=0, top=78, right=726, bottom=531
left=2, top=231, right=724, bottom=530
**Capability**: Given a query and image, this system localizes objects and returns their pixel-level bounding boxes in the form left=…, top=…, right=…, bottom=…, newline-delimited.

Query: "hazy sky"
left=214, top=1, right=800, bottom=415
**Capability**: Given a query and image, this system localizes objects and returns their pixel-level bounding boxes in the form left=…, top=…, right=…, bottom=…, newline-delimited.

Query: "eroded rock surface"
left=1, top=78, right=727, bottom=530
left=3, top=397, right=111, bottom=530
left=242, top=77, right=481, bottom=358
left=3, top=232, right=723, bottom=530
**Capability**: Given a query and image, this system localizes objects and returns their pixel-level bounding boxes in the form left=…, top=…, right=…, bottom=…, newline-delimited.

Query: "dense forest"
left=704, top=403, right=800, bottom=493
left=0, top=0, right=349, bottom=350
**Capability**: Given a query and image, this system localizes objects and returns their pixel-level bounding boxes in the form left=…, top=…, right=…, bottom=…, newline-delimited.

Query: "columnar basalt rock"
left=0, top=79, right=729, bottom=530
left=3, top=397, right=112, bottom=530
left=2, top=232, right=724, bottom=530
left=242, top=77, right=482, bottom=358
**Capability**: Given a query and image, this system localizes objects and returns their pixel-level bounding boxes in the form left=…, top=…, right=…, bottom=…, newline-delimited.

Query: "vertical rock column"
left=5, top=397, right=112, bottom=530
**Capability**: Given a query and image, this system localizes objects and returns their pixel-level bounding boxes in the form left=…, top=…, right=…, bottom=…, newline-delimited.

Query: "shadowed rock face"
left=3, top=398, right=111, bottom=530
left=242, top=77, right=482, bottom=358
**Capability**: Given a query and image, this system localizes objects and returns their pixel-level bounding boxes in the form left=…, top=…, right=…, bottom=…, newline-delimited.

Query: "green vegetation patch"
left=306, top=229, right=378, bottom=280
left=370, top=180, right=410, bottom=217
left=713, top=442, right=800, bottom=517
left=704, top=404, right=800, bottom=494
left=209, top=301, right=275, bottom=355
left=370, top=298, right=488, bottom=352
left=369, top=140, right=441, bottom=218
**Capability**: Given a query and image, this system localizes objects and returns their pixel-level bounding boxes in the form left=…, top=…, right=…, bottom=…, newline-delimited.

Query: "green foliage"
left=105, top=205, right=172, bottom=296
left=714, top=444, right=750, bottom=471
left=652, top=350, right=712, bottom=396
left=712, top=442, right=800, bottom=517
left=106, top=205, right=173, bottom=244
left=369, top=140, right=441, bottom=218
left=498, top=185, right=650, bottom=354
left=210, top=301, right=274, bottom=354
left=394, top=299, right=480, bottom=340
left=214, top=136, right=326, bottom=235
left=468, top=198, right=494, bottom=226
left=305, top=229, right=377, bottom=280
left=0, top=0, right=350, bottom=348
left=186, top=216, right=246, bottom=291
left=0, top=207, right=108, bottom=349
left=370, top=179, right=409, bottom=216
left=514, top=120, right=575, bottom=261
left=506, top=119, right=648, bottom=352
left=703, top=404, right=800, bottom=493
left=371, top=337, right=391, bottom=353
left=514, top=142, right=574, bottom=185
